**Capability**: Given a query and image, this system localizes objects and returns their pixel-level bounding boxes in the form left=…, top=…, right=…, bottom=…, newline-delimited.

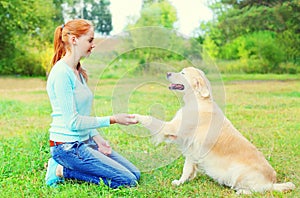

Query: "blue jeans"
left=50, top=139, right=140, bottom=188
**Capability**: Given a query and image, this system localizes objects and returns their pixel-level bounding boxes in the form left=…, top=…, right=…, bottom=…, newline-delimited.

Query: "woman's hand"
left=110, top=114, right=138, bottom=125
left=93, top=135, right=112, bottom=155
left=97, top=140, right=111, bottom=155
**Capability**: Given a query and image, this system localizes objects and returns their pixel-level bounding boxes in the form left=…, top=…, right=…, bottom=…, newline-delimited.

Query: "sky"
left=109, top=0, right=213, bottom=37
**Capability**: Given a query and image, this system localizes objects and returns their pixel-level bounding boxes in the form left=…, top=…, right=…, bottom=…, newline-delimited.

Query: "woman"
left=45, top=19, right=140, bottom=188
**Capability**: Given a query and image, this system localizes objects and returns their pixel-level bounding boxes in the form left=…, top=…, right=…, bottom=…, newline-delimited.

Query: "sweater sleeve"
left=90, top=129, right=99, bottom=137
left=53, top=71, right=110, bottom=130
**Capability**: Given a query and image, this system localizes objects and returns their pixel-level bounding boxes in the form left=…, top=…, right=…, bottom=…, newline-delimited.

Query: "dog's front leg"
left=135, top=114, right=180, bottom=144
left=135, top=114, right=164, bottom=134
left=172, top=158, right=196, bottom=186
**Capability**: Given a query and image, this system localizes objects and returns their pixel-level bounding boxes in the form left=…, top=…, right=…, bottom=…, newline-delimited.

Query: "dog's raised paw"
left=171, top=179, right=182, bottom=186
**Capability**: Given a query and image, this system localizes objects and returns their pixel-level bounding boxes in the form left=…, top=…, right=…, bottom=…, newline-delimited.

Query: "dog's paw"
left=235, top=189, right=252, bottom=195
left=135, top=114, right=152, bottom=126
left=171, top=179, right=183, bottom=186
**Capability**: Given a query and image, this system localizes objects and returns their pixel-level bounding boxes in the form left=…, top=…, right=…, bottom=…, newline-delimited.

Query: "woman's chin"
left=85, top=52, right=92, bottom=58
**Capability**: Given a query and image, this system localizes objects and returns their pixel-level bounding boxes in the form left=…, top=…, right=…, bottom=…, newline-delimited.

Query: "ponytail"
left=51, top=25, right=65, bottom=67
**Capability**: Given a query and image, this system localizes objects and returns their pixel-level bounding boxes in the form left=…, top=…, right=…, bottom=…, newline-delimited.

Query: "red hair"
left=51, top=19, right=93, bottom=82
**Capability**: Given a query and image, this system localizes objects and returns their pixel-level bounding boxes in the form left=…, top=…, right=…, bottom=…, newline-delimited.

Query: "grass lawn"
left=0, top=64, right=299, bottom=197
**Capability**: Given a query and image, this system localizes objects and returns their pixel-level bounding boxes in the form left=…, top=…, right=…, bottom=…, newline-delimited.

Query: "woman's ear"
left=71, top=36, right=77, bottom=45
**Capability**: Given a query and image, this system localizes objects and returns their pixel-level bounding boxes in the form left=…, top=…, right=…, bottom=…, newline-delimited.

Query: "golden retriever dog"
left=135, top=67, right=295, bottom=194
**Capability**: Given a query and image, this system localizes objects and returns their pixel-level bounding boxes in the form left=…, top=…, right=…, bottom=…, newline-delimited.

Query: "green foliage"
left=220, top=31, right=286, bottom=73
left=216, top=0, right=300, bottom=39
left=124, top=1, right=181, bottom=71
left=203, top=36, right=219, bottom=61
left=65, top=0, right=112, bottom=35
left=52, top=0, right=65, bottom=23
left=199, top=0, right=300, bottom=74
left=84, top=0, right=112, bottom=35
left=39, top=43, right=54, bottom=76
left=0, top=0, right=61, bottom=76
left=277, top=29, right=300, bottom=63
left=278, top=62, right=300, bottom=74
left=129, top=0, right=177, bottom=29
left=14, top=51, right=45, bottom=76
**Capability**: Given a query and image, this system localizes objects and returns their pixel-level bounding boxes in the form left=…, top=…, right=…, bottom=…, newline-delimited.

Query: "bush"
left=217, top=59, right=300, bottom=74
left=278, top=62, right=300, bottom=74
left=39, top=44, right=53, bottom=76
left=244, top=58, right=270, bottom=74
left=14, top=50, right=45, bottom=76
left=0, top=46, right=48, bottom=76
left=218, top=31, right=287, bottom=73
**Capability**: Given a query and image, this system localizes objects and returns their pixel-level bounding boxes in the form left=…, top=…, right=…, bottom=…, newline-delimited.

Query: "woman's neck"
left=62, top=52, right=80, bottom=70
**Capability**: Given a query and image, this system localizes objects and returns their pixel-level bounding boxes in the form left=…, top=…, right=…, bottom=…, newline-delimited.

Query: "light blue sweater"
left=46, top=60, right=110, bottom=142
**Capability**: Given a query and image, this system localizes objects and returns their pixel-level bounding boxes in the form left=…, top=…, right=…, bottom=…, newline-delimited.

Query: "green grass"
left=0, top=64, right=299, bottom=197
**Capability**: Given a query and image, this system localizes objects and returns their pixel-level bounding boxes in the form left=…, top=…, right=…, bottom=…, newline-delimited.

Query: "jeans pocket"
left=53, top=142, right=79, bottom=160
left=52, top=142, right=82, bottom=169
left=60, top=143, right=76, bottom=151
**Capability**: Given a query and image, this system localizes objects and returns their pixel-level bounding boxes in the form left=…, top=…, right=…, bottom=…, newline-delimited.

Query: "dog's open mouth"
left=169, top=83, right=184, bottom=90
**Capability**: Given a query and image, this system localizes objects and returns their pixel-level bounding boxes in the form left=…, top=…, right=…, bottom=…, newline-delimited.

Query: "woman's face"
left=76, top=28, right=95, bottom=58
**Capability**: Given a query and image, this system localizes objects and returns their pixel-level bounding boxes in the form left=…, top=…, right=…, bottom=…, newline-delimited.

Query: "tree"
left=198, top=0, right=300, bottom=73
left=87, top=0, right=112, bottom=35
left=63, top=0, right=112, bottom=35
left=142, top=0, right=167, bottom=8
left=132, top=0, right=177, bottom=28
left=0, top=0, right=58, bottom=75
left=53, top=0, right=65, bottom=24
left=221, top=0, right=285, bottom=9
left=122, top=0, right=182, bottom=72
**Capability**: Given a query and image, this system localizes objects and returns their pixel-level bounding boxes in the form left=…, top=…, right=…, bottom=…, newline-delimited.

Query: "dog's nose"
left=167, top=72, right=171, bottom=78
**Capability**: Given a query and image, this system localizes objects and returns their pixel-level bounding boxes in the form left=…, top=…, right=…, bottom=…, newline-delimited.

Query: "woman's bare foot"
left=45, top=160, right=63, bottom=177
left=56, top=164, right=63, bottom=177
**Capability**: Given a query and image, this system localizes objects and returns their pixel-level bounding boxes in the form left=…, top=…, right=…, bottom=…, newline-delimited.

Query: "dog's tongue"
left=169, top=83, right=184, bottom=90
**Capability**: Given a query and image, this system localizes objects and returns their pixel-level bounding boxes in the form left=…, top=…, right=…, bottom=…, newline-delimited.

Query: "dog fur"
left=135, top=67, right=295, bottom=194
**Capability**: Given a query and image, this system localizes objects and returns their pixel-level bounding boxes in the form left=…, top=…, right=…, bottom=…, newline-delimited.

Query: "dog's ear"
left=194, top=77, right=210, bottom=98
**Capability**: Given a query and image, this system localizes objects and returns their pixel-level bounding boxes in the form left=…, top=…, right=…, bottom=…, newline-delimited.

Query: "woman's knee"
left=118, top=172, right=139, bottom=187
left=134, top=170, right=141, bottom=181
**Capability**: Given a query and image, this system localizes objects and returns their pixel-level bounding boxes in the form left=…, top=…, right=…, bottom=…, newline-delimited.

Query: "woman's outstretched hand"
left=110, top=114, right=138, bottom=125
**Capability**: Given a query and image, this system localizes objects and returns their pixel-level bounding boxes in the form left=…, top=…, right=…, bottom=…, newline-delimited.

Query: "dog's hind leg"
left=235, top=189, right=252, bottom=195
left=273, top=182, right=295, bottom=192
left=172, top=158, right=196, bottom=186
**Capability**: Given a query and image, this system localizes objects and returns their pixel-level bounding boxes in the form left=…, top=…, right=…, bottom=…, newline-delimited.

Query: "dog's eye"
left=181, top=72, right=185, bottom=75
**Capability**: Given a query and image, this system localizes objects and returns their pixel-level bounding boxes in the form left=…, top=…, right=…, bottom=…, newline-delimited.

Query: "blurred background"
left=0, top=0, right=299, bottom=77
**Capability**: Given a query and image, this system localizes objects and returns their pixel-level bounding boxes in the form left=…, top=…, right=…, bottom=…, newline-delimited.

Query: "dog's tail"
left=273, top=182, right=295, bottom=192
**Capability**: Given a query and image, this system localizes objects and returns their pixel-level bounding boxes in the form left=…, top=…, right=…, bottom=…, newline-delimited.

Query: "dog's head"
left=167, top=67, right=212, bottom=99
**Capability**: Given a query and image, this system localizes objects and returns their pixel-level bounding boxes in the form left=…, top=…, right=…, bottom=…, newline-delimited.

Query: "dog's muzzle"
left=169, top=83, right=184, bottom=90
